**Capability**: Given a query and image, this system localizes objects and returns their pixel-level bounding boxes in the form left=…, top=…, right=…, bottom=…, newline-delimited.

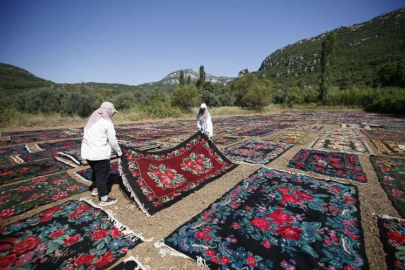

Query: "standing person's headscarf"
left=85, top=102, right=118, bottom=130
left=197, top=103, right=210, bottom=123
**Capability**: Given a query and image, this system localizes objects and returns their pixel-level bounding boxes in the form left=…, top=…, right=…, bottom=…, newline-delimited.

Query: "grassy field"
left=0, top=105, right=364, bottom=131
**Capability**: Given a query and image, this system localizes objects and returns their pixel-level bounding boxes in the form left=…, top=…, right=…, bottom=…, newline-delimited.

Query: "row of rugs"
left=1, top=118, right=405, bottom=268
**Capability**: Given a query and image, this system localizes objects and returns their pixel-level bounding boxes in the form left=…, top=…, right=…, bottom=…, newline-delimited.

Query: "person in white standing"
left=81, top=102, right=122, bottom=206
left=197, top=103, right=213, bottom=138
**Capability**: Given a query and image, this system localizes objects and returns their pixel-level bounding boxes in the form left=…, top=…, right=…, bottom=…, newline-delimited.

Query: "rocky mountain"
left=258, top=8, right=405, bottom=88
left=137, top=69, right=235, bottom=91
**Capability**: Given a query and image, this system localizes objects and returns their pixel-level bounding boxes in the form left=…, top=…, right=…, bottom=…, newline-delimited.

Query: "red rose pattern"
left=11, top=237, right=41, bottom=255
left=49, top=229, right=66, bottom=238
left=74, top=254, right=96, bottom=267
left=274, top=225, right=302, bottom=241
left=92, top=230, right=108, bottom=240
left=63, top=235, right=81, bottom=246
left=95, top=251, right=114, bottom=268
left=251, top=217, right=271, bottom=230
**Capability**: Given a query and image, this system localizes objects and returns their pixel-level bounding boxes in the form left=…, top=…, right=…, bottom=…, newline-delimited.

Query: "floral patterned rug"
left=311, top=138, right=371, bottom=155
left=372, top=140, right=405, bottom=156
left=0, top=172, right=87, bottom=220
left=269, top=130, right=311, bottom=145
left=0, top=158, right=74, bottom=185
left=213, top=135, right=245, bottom=146
left=234, top=127, right=279, bottom=137
left=0, top=200, right=142, bottom=269
left=35, top=139, right=81, bottom=151
left=162, top=168, right=369, bottom=269
left=222, top=140, right=293, bottom=165
left=362, top=129, right=405, bottom=142
left=287, top=149, right=368, bottom=183
left=370, top=156, right=405, bottom=218
left=378, top=216, right=405, bottom=269
left=0, top=156, right=18, bottom=167
left=0, top=145, right=28, bottom=156
left=119, top=131, right=237, bottom=216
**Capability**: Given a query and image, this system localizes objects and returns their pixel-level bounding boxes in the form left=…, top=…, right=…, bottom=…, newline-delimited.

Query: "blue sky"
left=0, top=0, right=403, bottom=85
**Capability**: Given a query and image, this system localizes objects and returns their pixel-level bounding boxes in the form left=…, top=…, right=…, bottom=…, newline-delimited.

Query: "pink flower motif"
left=14, top=251, right=35, bottom=267
left=0, top=208, right=15, bottom=220
left=52, top=191, right=68, bottom=201
left=392, top=189, right=404, bottom=197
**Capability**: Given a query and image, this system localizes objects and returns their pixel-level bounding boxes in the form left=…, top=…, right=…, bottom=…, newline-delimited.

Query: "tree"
left=319, top=32, right=336, bottom=104
left=179, top=70, right=185, bottom=86
left=374, top=59, right=405, bottom=88
left=196, top=65, right=206, bottom=88
left=171, top=84, right=200, bottom=111
left=187, top=75, right=191, bottom=85
left=240, top=81, right=272, bottom=111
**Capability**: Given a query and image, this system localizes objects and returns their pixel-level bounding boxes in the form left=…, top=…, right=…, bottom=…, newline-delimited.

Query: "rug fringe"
left=55, top=156, right=78, bottom=168
left=124, top=256, right=151, bottom=270
left=79, top=197, right=152, bottom=242
left=118, top=160, right=152, bottom=218
left=374, top=213, right=405, bottom=221
left=58, top=152, right=81, bottom=165
left=196, top=256, right=208, bottom=268
left=26, top=143, right=42, bottom=153
left=10, top=155, right=24, bottom=164
left=73, top=171, right=92, bottom=183
left=153, top=240, right=193, bottom=260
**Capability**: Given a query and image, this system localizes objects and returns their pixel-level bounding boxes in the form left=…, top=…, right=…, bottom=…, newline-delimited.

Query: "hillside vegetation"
left=1, top=8, right=404, bottom=128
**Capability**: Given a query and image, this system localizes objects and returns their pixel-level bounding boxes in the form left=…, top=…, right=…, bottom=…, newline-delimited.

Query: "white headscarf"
left=85, top=102, right=117, bottom=130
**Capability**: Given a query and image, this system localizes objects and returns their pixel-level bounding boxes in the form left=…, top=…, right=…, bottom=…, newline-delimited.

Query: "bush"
left=364, top=87, right=405, bottom=114
left=240, top=81, right=272, bottom=111
left=110, top=92, right=138, bottom=110
left=171, top=84, right=200, bottom=111
left=61, top=84, right=98, bottom=117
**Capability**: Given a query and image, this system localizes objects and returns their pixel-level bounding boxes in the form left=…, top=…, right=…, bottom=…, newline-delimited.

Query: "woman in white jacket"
left=81, top=102, right=122, bottom=206
left=197, top=103, right=213, bottom=138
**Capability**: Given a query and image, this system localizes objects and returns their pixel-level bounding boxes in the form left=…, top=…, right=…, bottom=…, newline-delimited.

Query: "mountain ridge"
left=258, top=7, right=405, bottom=88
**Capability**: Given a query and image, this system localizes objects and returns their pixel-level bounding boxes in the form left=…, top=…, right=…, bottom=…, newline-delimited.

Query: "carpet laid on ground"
left=370, top=156, right=405, bottom=218
left=162, top=168, right=369, bottom=269
left=213, top=135, right=245, bottom=146
left=0, top=172, right=87, bottom=220
left=222, top=140, right=293, bottom=165
left=269, top=130, right=311, bottom=145
left=372, top=140, right=405, bottom=156
left=0, top=158, right=74, bottom=185
left=0, top=145, right=29, bottom=156
left=0, top=200, right=142, bottom=269
left=287, top=149, right=368, bottom=183
left=378, top=216, right=405, bottom=270
left=362, top=129, right=405, bottom=142
left=311, top=138, right=371, bottom=155
left=35, top=139, right=82, bottom=151
left=234, top=127, right=278, bottom=137
left=119, top=131, right=237, bottom=216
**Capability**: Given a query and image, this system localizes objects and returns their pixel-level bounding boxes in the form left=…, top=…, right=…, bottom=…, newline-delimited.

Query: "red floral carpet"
left=288, top=149, right=368, bottom=183
left=370, top=156, right=405, bottom=218
left=0, top=158, right=74, bottom=185
left=0, top=172, right=87, bottom=220
left=163, top=168, right=369, bottom=269
left=0, top=200, right=142, bottom=269
left=119, top=131, right=237, bottom=216
left=378, top=216, right=405, bottom=269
